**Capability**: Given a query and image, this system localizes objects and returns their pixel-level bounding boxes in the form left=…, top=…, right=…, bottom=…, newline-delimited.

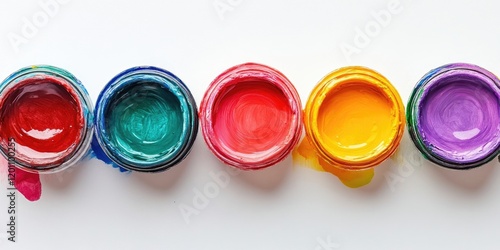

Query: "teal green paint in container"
left=93, top=66, right=198, bottom=172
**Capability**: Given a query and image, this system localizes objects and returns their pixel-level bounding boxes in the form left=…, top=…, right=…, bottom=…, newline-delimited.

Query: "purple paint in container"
left=407, top=63, right=500, bottom=169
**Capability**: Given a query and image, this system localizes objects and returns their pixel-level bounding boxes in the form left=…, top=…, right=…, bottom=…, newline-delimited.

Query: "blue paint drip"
left=90, top=134, right=129, bottom=173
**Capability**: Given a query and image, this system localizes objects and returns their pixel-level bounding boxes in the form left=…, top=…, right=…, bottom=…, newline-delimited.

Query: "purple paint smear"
left=418, top=68, right=500, bottom=164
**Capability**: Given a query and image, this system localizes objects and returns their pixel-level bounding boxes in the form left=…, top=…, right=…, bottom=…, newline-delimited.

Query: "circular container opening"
left=306, top=67, right=405, bottom=170
left=201, top=63, right=302, bottom=170
left=95, top=67, right=198, bottom=172
left=410, top=64, right=500, bottom=169
left=0, top=66, right=90, bottom=172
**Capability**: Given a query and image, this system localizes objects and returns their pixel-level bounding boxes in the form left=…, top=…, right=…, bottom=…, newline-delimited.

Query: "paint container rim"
left=200, top=62, right=303, bottom=170
left=407, top=63, right=500, bottom=169
left=0, top=65, right=94, bottom=173
left=94, top=66, right=198, bottom=172
left=304, top=66, right=405, bottom=170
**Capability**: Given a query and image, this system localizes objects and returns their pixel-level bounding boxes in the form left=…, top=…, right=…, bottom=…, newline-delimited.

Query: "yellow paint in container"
left=293, top=66, right=405, bottom=187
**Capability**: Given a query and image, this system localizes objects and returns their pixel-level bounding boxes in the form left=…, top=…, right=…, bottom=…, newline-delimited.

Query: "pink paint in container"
left=200, top=63, right=302, bottom=170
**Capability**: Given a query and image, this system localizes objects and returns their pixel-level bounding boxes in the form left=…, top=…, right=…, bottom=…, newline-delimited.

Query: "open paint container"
left=94, top=66, right=198, bottom=172
left=407, top=63, right=500, bottom=169
left=304, top=66, right=405, bottom=170
left=200, top=63, right=302, bottom=170
left=0, top=65, right=94, bottom=173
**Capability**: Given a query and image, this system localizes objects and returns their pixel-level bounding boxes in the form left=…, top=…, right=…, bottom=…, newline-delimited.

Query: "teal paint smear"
left=105, top=82, right=183, bottom=166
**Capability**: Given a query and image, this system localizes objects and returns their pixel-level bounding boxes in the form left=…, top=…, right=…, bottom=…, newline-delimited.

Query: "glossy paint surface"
left=200, top=63, right=302, bottom=170
left=408, top=63, right=500, bottom=169
left=296, top=66, right=405, bottom=187
left=94, top=66, right=198, bottom=172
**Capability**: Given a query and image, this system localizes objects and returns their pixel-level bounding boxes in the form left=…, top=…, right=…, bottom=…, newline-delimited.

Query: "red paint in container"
left=200, top=63, right=302, bottom=170
left=0, top=65, right=93, bottom=201
left=1, top=79, right=83, bottom=166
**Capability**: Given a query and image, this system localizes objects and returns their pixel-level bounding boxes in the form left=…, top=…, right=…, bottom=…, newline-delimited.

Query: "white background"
left=1, top=0, right=500, bottom=249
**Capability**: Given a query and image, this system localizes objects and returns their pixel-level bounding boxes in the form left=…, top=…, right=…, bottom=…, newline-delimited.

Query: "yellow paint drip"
left=294, top=66, right=405, bottom=188
left=293, top=137, right=374, bottom=188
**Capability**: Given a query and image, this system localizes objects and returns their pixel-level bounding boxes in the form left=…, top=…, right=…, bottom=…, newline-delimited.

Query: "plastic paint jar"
left=304, top=66, right=405, bottom=170
left=94, top=66, right=198, bottom=172
left=0, top=65, right=94, bottom=173
left=200, top=63, right=303, bottom=170
left=407, top=63, right=500, bottom=169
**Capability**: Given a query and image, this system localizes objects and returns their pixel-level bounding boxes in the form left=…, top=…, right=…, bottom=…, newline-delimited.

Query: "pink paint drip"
left=14, top=168, right=41, bottom=201
left=1, top=157, right=41, bottom=201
